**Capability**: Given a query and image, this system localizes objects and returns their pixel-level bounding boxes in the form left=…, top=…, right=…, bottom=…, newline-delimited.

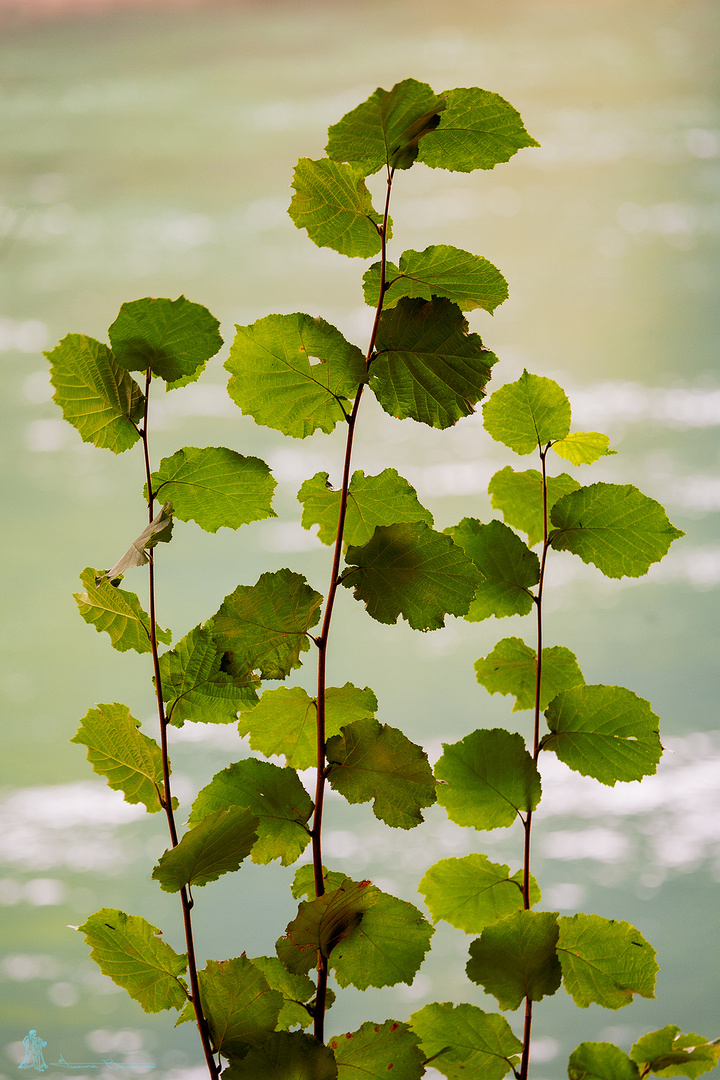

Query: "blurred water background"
left=1, top=0, right=718, bottom=1077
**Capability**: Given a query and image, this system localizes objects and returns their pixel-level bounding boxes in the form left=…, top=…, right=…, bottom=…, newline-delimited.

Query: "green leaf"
left=474, top=638, right=585, bottom=712
left=71, top=703, right=170, bottom=814
left=47, top=333, right=144, bottom=452
left=277, top=877, right=434, bottom=990
left=631, top=1026, right=720, bottom=1078
left=223, top=1031, right=337, bottom=1080
left=435, top=729, right=541, bottom=831
left=552, top=431, right=616, bottom=466
left=326, top=717, right=436, bottom=829
left=466, top=910, right=562, bottom=1011
left=291, top=864, right=349, bottom=901
left=149, top=447, right=276, bottom=532
left=369, top=297, right=497, bottom=429
left=249, top=956, right=318, bottom=1031
left=190, top=956, right=282, bottom=1058
left=363, top=246, right=508, bottom=314
left=419, top=854, right=540, bottom=934
left=549, top=483, right=685, bottom=578
left=447, top=518, right=539, bottom=621
left=152, top=807, right=259, bottom=892
left=568, top=1042, right=640, bottom=1080
left=542, top=684, right=663, bottom=785
left=341, top=521, right=481, bottom=631
left=74, top=567, right=171, bottom=654
left=326, top=78, right=443, bottom=174
left=211, top=569, right=323, bottom=682
left=226, top=313, right=366, bottom=438
left=488, top=466, right=581, bottom=548
left=410, top=1001, right=523, bottom=1080
left=417, top=87, right=539, bottom=172
left=329, top=1019, right=424, bottom=1080
left=78, top=908, right=188, bottom=1013
left=239, top=683, right=377, bottom=771
left=482, top=370, right=571, bottom=454
left=108, top=296, right=222, bottom=387
left=288, top=157, right=386, bottom=258
left=159, top=623, right=259, bottom=727
left=557, top=913, right=658, bottom=1010
left=189, top=758, right=313, bottom=866
left=98, top=503, right=174, bottom=583
left=298, top=468, right=433, bottom=548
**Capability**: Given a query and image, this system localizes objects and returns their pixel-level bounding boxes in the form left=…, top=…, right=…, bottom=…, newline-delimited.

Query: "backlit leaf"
left=474, top=638, right=585, bottom=712
left=435, top=729, right=541, bottom=831
left=557, top=913, right=658, bottom=1010
left=192, top=956, right=282, bottom=1058
left=47, top=334, right=144, bottom=453
left=74, top=567, right=171, bottom=654
left=542, top=684, right=663, bottom=785
left=249, top=956, right=318, bottom=1031
left=189, top=758, right=313, bottom=866
left=447, top=518, right=539, bottom=621
left=482, top=370, right=571, bottom=454
left=329, top=1019, right=424, bottom=1080
left=568, top=1042, right=640, bottom=1080
left=98, top=503, right=174, bottom=582
left=291, top=864, right=349, bottom=901
left=223, top=1031, right=337, bottom=1080
left=549, top=483, right=685, bottom=578
left=71, top=703, right=169, bottom=814
left=341, top=521, right=481, bottom=631
left=370, top=297, right=497, bottom=429
left=488, top=466, right=581, bottom=548
left=466, top=910, right=562, bottom=1011
left=419, top=854, right=540, bottom=934
left=288, top=157, right=385, bottom=258
left=226, top=313, right=365, bottom=438
left=410, top=1001, right=522, bottom=1080
left=363, top=245, right=508, bottom=314
left=108, top=296, right=222, bottom=387
left=552, top=431, right=616, bottom=466
left=149, top=447, right=276, bottom=532
left=78, top=908, right=188, bottom=1013
left=417, top=87, right=539, bottom=172
left=298, top=468, right=433, bottom=548
left=159, top=623, right=259, bottom=727
left=631, top=1026, right=720, bottom=1078
left=152, top=807, right=259, bottom=892
left=326, top=717, right=436, bottom=828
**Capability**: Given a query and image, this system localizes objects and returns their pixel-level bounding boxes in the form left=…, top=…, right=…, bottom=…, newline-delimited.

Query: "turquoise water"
left=1, top=2, right=718, bottom=1077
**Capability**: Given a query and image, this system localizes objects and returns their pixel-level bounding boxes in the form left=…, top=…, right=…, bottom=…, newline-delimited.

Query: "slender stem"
left=140, top=372, right=219, bottom=1080
left=310, top=166, right=395, bottom=1043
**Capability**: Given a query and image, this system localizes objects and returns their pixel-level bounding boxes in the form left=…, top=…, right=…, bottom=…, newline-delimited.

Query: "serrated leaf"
left=557, top=913, right=658, bottom=1010
left=288, top=157, right=386, bottom=258
left=277, top=877, right=433, bottom=990
left=108, top=296, right=222, bottom=387
left=447, top=518, right=539, bottom=621
left=552, top=431, right=616, bottom=466
left=326, top=77, right=443, bottom=174
left=249, top=956, right=318, bottom=1031
left=435, top=729, right=541, bottom=831
left=474, top=638, right=585, bottom=712
left=369, top=297, right=496, bottom=429
left=226, top=313, right=365, bottom=438
left=223, top=1031, right=338, bottom=1080
left=419, top=854, right=540, bottom=934
left=482, top=370, right=571, bottom=454
left=74, top=567, right=171, bottom=653
left=631, top=1026, right=720, bottom=1079
left=488, top=466, right=581, bottom=548
left=466, top=910, right=561, bottom=1011
left=149, top=447, right=276, bottom=532
left=152, top=807, right=259, bottom=892
left=326, top=717, right=436, bottom=829
left=363, top=246, right=508, bottom=314
left=542, top=684, right=663, bottom=785
left=417, top=87, right=539, bottom=172
left=78, top=908, right=188, bottom=1013
left=549, top=483, right=685, bottom=578
left=211, top=569, right=323, bottom=682
left=410, top=1001, right=523, bottom=1080
left=47, top=334, right=144, bottom=452
left=292, top=864, right=349, bottom=901
left=298, top=468, right=433, bottom=548
left=98, top=503, right=174, bottom=583
left=189, top=758, right=312, bottom=866
left=341, top=521, right=481, bottom=631
left=192, top=956, right=282, bottom=1058
left=329, top=1019, right=424, bottom=1080
left=568, top=1042, right=640, bottom=1080
left=71, top=703, right=170, bottom=814
left=160, top=623, right=258, bottom=727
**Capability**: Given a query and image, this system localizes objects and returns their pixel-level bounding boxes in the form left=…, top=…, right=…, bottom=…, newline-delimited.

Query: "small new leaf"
left=482, top=370, right=571, bottom=454
left=288, top=157, right=386, bottom=258
left=160, top=623, right=259, bottom=727
left=410, top=1002, right=523, bottom=1080
left=363, top=245, right=508, bottom=314
left=552, top=431, right=616, bottom=466
left=474, top=638, right=585, bottom=712
left=488, top=467, right=581, bottom=548
left=557, top=913, right=658, bottom=1010
left=108, top=296, right=223, bottom=387
left=417, top=87, right=539, bottom=172
left=631, top=1026, right=720, bottom=1079
left=98, top=503, right=173, bottom=582
left=466, top=910, right=562, bottom=1011
left=447, top=518, right=540, bottom=621
left=329, top=1019, right=424, bottom=1080
left=74, top=567, right=171, bottom=654
left=419, top=853, right=540, bottom=934
left=152, top=807, right=259, bottom=892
